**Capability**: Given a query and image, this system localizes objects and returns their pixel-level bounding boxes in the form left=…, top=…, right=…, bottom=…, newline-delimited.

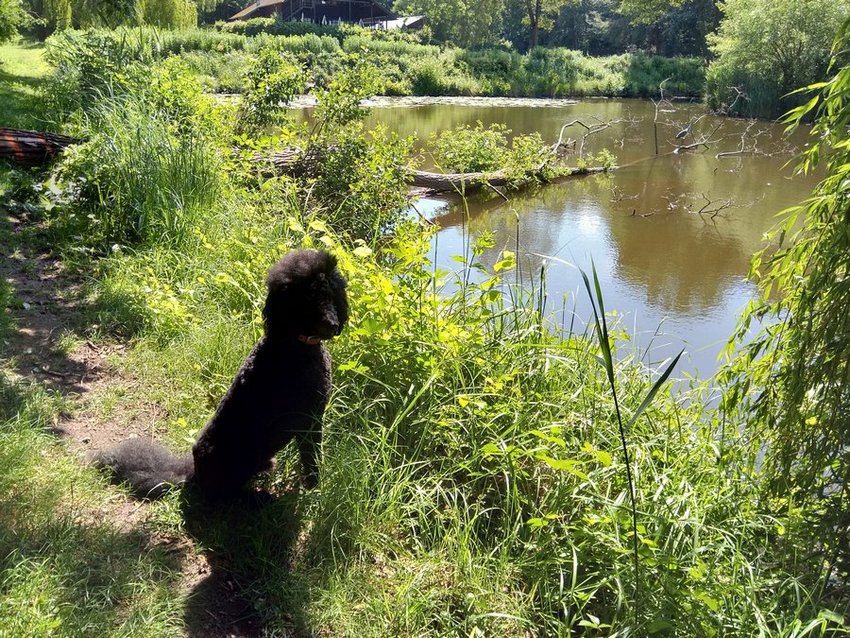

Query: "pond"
left=365, top=98, right=818, bottom=380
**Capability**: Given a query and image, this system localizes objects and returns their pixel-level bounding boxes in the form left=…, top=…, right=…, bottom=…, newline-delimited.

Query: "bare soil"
left=1, top=203, right=265, bottom=638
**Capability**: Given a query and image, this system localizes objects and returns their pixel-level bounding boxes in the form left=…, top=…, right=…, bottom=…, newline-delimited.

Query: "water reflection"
left=367, top=99, right=818, bottom=378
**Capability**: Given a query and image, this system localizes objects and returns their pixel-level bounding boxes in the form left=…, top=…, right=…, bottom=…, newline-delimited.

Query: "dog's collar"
left=298, top=335, right=324, bottom=346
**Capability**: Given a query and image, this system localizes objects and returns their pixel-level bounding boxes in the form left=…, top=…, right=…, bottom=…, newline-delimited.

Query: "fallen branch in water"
left=252, top=147, right=615, bottom=196
left=673, top=123, right=723, bottom=153
left=406, top=165, right=612, bottom=194
left=553, top=117, right=634, bottom=158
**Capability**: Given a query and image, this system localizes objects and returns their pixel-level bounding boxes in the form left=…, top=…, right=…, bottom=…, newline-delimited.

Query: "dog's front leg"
left=296, top=427, right=321, bottom=489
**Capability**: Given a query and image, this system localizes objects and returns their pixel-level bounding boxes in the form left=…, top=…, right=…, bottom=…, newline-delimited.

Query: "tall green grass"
left=55, top=98, right=220, bottom=248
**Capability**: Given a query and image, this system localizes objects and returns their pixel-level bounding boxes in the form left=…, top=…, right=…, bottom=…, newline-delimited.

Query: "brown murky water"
left=366, top=98, right=819, bottom=379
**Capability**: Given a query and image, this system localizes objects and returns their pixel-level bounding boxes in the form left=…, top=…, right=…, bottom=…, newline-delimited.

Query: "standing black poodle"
left=91, top=249, right=349, bottom=501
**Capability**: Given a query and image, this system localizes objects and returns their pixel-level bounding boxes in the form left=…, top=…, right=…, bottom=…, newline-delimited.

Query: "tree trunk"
left=0, top=128, right=79, bottom=166
left=409, top=165, right=611, bottom=195
left=527, top=0, right=541, bottom=49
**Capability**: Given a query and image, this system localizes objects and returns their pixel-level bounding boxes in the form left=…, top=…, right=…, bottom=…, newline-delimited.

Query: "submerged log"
left=408, top=165, right=612, bottom=195
left=0, top=128, right=80, bottom=167
left=252, top=148, right=615, bottom=196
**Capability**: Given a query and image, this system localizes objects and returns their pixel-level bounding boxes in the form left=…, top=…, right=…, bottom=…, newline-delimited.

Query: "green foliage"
left=81, top=213, right=848, bottom=635
left=51, top=58, right=224, bottom=249
left=304, top=58, right=413, bottom=240
left=407, top=53, right=480, bottom=96
left=516, top=0, right=576, bottom=48
left=393, top=0, right=505, bottom=47
left=44, top=29, right=154, bottom=116
left=56, top=100, right=221, bottom=248
left=430, top=121, right=510, bottom=172
left=460, top=47, right=702, bottom=97
left=36, top=0, right=196, bottom=31
left=705, top=0, right=849, bottom=118
left=721, top=19, right=850, bottom=578
left=141, top=0, right=197, bottom=30
left=6, top=23, right=849, bottom=634
left=41, top=25, right=704, bottom=101
left=176, top=48, right=249, bottom=92
left=239, top=45, right=305, bottom=130
left=0, top=0, right=34, bottom=43
left=313, top=55, right=379, bottom=127
left=303, top=126, right=414, bottom=241
left=216, top=15, right=344, bottom=38
left=618, top=0, right=684, bottom=25
left=430, top=122, right=569, bottom=189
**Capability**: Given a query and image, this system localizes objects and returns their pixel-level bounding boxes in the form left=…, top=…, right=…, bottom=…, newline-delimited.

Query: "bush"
left=0, top=0, right=33, bottom=43
left=409, top=54, right=480, bottom=96
left=177, top=49, right=250, bottom=92
left=430, top=122, right=559, bottom=188
left=303, top=59, right=413, bottom=240
left=216, top=16, right=343, bottom=38
left=45, top=29, right=155, bottom=117
left=430, top=122, right=509, bottom=172
left=705, top=0, right=848, bottom=117
left=239, top=45, right=306, bottom=130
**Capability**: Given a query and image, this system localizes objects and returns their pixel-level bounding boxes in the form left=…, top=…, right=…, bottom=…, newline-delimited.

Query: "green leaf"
left=481, top=443, right=502, bottom=455
left=646, top=619, right=674, bottom=633
left=627, top=349, right=684, bottom=431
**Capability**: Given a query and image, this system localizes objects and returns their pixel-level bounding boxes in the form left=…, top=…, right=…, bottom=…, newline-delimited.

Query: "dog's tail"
left=89, top=438, right=194, bottom=499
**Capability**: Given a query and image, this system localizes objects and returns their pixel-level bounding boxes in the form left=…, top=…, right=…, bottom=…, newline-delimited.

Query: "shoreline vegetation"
left=0, top=6, right=849, bottom=636
left=43, top=26, right=705, bottom=101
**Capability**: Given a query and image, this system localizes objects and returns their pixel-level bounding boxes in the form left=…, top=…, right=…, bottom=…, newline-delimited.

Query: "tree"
left=618, top=0, right=682, bottom=25
left=0, top=0, right=33, bottom=42
left=394, top=0, right=504, bottom=47
left=523, top=0, right=572, bottom=49
left=706, top=0, right=849, bottom=117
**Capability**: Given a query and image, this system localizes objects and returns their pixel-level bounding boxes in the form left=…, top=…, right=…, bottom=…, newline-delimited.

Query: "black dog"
left=91, top=249, right=348, bottom=501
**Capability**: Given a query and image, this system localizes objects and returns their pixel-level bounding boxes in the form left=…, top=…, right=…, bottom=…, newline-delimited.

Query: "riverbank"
left=43, top=26, right=705, bottom=100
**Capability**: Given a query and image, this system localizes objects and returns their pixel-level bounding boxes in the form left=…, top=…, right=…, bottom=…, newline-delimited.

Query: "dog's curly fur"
left=91, top=249, right=348, bottom=501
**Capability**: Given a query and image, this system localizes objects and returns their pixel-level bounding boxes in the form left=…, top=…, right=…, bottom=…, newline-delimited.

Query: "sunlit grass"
left=0, top=38, right=50, bottom=129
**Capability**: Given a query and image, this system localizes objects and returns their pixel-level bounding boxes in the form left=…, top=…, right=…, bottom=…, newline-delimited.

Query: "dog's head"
left=263, top=249, right=349, bottom=343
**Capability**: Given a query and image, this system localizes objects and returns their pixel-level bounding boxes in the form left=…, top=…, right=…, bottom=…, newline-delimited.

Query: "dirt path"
left=0, top=200, right=265, bottom=638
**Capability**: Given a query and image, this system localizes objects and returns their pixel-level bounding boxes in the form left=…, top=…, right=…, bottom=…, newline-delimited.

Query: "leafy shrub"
left=430, top=122, right=558, bottom=187
left=722, top=19, right=850, bottom=575
left=53, top=58, right=224, bottom=250
left=177, top=50, right=250, bottom=92
left=0, top=0, right=33, bottom=43
left=409, top=55, right=480, bottom=96
left=216, top=16, right=343, bottom=38
left=705, top=0, right=847, bottom=117
left=45, top=29, right=154, bottom=117
left=302, top=59, right=412, bottom=240
left=239, top=45, right=306, bottom=130
left=430, top=122, right=509, bottom=173
left=304, top=125, right=413, bottom=240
